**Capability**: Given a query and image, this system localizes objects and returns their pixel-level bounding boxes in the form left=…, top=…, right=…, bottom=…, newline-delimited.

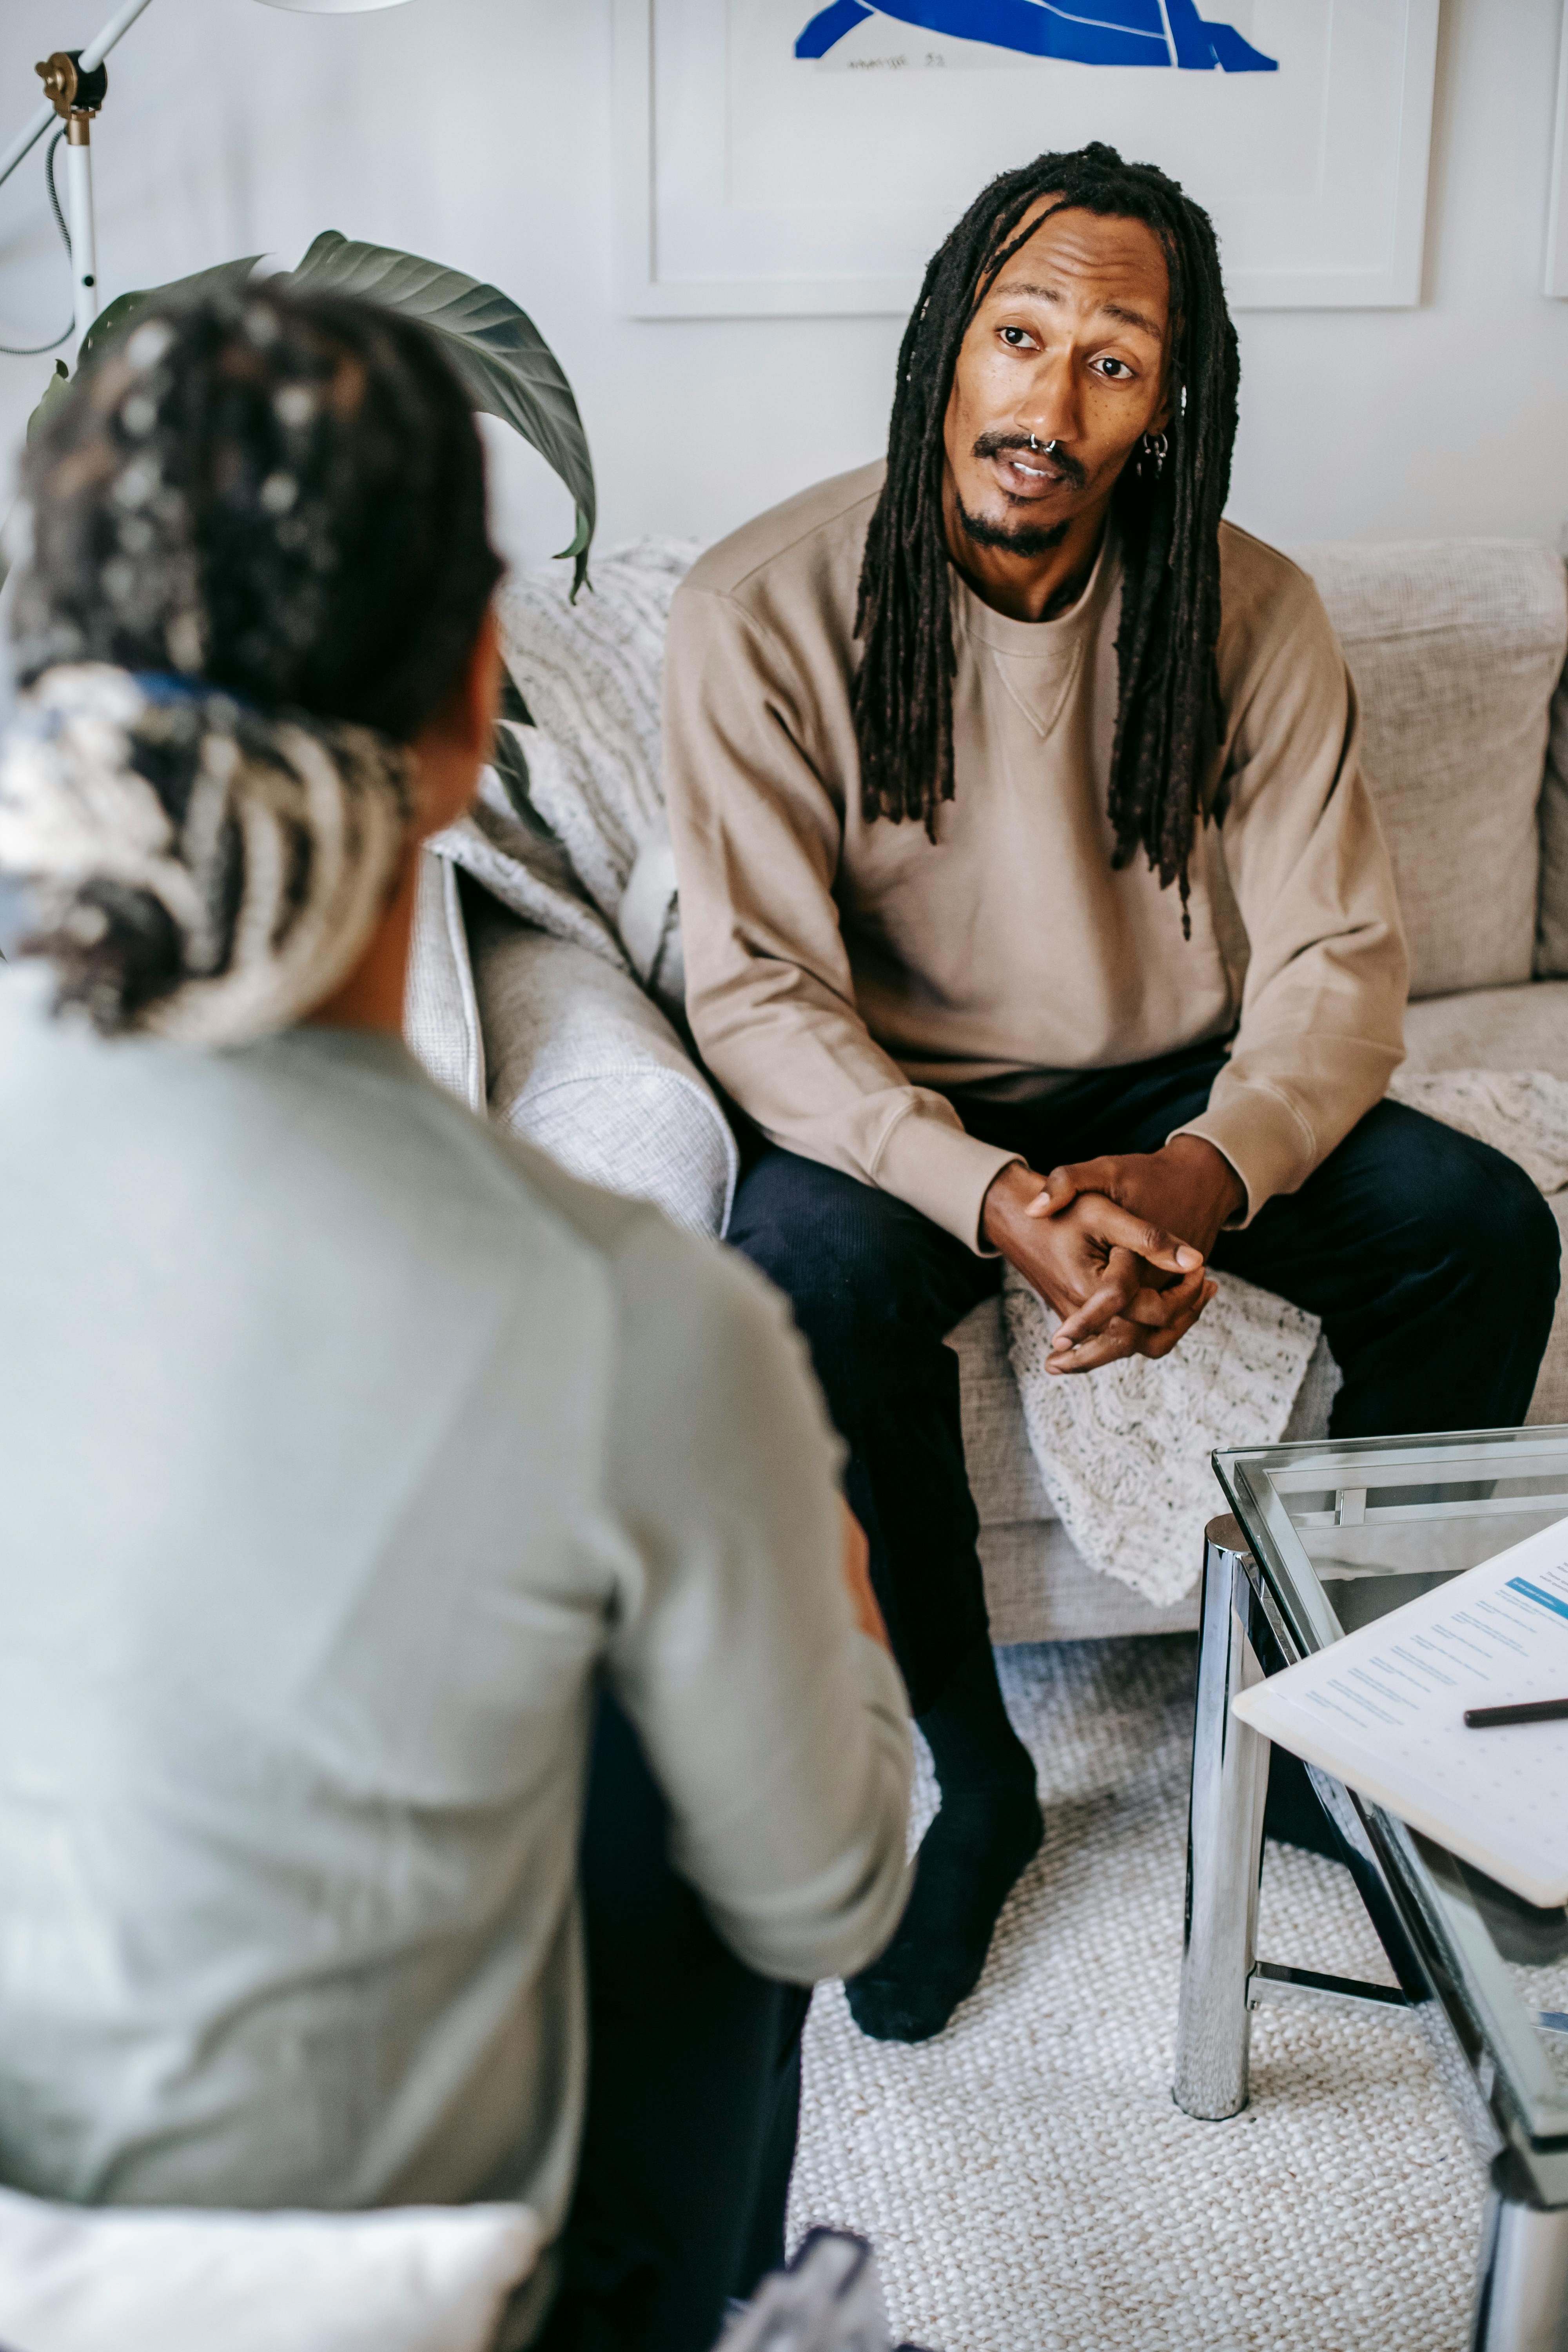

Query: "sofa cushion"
left=1540, top=656, right=1568, bottom=977
left=471, top=902, right=737, bottom=1240
left=1401, top=980, right=1568, bottom=1081
left=1290, top=541, right=1568, bottom=1001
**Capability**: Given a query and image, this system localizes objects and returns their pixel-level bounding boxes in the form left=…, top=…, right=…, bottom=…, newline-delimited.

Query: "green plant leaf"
left=75, top=254, right=265, bottom=375
left=286, top=230, right=595, bottom=595
left=25, top=358, right=71, bottom=448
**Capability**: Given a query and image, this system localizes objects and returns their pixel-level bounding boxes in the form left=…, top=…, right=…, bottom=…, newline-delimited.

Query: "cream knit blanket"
left=1004, top=1067, right=1568, bottom=1607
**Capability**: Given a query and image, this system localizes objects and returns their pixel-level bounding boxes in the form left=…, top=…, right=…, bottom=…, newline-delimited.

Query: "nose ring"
left=1027, top=434, right=1061, bottom=456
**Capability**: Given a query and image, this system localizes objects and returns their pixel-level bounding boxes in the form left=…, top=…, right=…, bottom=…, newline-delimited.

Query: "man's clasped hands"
left=981, top=1134, right=1247, bottom=1374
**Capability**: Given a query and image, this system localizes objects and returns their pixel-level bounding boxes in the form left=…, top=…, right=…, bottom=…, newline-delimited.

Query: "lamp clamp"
left=36, top=51, right=109, bottom=143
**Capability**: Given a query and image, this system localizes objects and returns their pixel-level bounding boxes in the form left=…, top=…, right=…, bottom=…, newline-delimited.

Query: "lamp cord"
left=0, top=131, right=73, bottom=357
left=46, top=129, right=72, bottom=260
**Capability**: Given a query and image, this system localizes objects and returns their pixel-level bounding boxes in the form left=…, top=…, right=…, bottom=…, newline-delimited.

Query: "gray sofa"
left=406, top=537, right=1568, bottom=1647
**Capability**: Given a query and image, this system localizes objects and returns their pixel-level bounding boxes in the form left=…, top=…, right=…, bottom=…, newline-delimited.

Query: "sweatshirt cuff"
left=870, top=1105, right=1022, bottom=1253
left=1170, top=1087, right=1316, bottom=1229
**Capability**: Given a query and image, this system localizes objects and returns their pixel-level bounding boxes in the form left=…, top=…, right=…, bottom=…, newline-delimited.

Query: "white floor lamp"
left=0, top=0, right=413, bottom=358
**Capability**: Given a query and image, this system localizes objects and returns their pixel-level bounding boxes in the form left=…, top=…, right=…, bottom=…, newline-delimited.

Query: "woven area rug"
left=789, top=1638, right=1488, bottom=2352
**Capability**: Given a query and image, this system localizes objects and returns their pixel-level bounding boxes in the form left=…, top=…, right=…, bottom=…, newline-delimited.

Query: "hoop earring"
left=1141, top=430, right=1169, bottom=479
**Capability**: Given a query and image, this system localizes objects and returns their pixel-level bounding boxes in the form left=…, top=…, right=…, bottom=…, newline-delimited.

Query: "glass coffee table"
left=1173, top=1426, right=1568, bottom=2352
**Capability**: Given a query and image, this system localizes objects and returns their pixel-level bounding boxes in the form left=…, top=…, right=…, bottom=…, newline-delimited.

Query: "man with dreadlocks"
left=663, top=143, right=1561, bottom=2044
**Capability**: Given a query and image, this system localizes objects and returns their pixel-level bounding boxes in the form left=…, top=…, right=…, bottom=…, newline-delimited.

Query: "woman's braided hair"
left=853, top=142, right=1239, bottom=921
left=13, top=283, right=503, bottom=742
left=2, top=285, right=504, bottom=1042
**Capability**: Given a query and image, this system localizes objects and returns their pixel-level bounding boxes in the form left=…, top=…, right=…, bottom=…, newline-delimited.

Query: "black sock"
left=846, top=1642, right=1042, bottom=2044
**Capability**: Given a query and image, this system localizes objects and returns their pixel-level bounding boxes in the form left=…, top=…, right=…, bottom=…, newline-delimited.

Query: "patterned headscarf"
left=0, top=663, right=414, bottom=1045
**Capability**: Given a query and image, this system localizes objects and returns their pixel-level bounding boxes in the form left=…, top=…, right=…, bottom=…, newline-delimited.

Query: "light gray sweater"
left=0, top=969, right=911, bottom=2244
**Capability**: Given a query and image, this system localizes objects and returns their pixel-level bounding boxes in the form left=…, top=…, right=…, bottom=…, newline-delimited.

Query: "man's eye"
left=1098, top=358, right=1132, bottom=379
left=1000, top=326, right=1033, bottom=348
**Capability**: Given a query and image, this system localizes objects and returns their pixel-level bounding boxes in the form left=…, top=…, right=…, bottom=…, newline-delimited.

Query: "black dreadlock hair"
left=853, top=142, right=1239, bottom=925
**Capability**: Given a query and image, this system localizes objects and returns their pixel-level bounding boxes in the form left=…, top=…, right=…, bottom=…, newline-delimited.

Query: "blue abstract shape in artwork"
left=795, top=0, right=1278, bottom=71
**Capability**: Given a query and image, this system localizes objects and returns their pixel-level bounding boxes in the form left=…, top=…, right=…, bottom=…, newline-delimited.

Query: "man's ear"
left=1147, top=358, right=1180, bottom=441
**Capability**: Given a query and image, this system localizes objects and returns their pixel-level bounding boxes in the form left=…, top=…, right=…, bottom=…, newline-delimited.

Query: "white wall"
left=2, top=0, right=1567, bottom=584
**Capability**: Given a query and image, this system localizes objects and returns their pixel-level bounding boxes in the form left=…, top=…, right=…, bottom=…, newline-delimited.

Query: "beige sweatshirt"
left=664, top=462, right=1408, bottom=1251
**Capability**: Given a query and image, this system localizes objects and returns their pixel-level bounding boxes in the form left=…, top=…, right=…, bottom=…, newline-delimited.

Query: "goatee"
left=955, top=495, right=1071, bottom=561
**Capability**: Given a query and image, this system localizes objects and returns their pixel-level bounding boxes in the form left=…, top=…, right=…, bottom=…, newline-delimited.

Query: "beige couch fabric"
left=1403, top=979, right=1568, bottom=1080
left=1292, top=541, right=1567, bottom=1000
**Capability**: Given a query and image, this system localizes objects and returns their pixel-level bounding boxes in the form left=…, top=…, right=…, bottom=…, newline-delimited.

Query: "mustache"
left=972, top=430, right=1089, bottom=493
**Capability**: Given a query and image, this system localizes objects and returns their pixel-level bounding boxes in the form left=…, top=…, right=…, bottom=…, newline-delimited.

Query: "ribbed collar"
left=948, top=519, right=1122, bottom=660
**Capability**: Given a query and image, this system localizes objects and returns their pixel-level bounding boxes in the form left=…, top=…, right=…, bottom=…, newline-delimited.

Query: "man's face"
left=942, top=202, right=1172, bottom=561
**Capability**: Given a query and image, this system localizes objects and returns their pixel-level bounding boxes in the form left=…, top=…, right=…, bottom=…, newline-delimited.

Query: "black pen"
left=1463, top=1698, right=1568, bottom=1730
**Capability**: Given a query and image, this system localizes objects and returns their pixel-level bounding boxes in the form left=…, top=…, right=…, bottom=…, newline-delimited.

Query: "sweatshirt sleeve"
left=595, top=1209, right=913, bottom=1987
left=663, top=579, right=1020, bottom=1252
left=1171, top=564, right=1409, bottom=1221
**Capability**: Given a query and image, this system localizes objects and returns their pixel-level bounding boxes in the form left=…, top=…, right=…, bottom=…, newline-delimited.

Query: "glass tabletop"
left=1213, top=1425, right=1568, bottom=2160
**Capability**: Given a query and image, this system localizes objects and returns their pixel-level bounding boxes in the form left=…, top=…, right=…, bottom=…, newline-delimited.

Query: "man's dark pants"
left=538, top=1692, right=809, bottom=2352
left=728, top=1043, right=1562, bottom=1720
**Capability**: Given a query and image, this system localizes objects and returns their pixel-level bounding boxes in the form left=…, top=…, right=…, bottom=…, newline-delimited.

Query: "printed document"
left=1232, top=1513, right=1568, bottom=1907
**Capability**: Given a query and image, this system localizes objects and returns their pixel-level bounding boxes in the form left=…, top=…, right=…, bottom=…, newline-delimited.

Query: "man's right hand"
left=981, top=1161, right=1216, bottom=1373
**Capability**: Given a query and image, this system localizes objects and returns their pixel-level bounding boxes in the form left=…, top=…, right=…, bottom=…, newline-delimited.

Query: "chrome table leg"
left=1174, top=1514, right=1271, bottom=2120
left=1471, top=2158, right=1568, bottom=2351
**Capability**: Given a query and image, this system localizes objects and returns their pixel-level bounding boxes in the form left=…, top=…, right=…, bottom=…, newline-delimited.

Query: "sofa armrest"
left=403, top=849, right=485, bottom=1114
left=469, top=896, right=738, bottom=1239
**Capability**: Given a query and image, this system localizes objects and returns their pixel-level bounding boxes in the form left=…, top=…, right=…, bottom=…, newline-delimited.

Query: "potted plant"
left=16, top=229, right=595, bottom=595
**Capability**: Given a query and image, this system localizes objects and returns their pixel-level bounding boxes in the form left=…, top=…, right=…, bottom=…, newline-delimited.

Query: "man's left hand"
left=1025, top=1136, right=1246, bottom=1359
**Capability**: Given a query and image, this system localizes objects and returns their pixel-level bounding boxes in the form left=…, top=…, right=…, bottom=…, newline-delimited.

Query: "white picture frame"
left=1547, top=0, right=1568, bottom=298
left=614, top=0, right=1441, bottom=318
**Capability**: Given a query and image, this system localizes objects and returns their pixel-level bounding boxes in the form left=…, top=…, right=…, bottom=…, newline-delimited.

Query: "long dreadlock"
left=852, top=142, right=1239, bottom=924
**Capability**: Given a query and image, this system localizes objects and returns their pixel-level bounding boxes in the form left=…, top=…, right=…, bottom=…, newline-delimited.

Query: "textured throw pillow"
left=1539, top=651, right=1568, bottom=977
left=493, top=539, right=699, bottom=1022
left=0, top=2187, right=540, bottom=2352
left=1290, top=541, right=1568, bottom=1000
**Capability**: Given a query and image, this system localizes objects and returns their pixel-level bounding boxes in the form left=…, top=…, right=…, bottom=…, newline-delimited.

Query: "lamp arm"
left=80, top=0, right=161, bottom=73
left=0, top=0, right=157, bottom=193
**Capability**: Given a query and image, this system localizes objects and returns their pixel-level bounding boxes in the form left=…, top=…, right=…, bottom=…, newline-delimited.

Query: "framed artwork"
left=613, top=0, right=1442, bottom=316
left=1548, top=0, right=1568, bottom=298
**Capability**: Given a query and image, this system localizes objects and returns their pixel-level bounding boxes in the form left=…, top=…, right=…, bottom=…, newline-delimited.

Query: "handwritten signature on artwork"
left=795, top=1, right=1279, bottom=73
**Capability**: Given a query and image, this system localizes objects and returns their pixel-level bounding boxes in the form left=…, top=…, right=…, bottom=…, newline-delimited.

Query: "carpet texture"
left=789, top=1638, right=1488, bottom=2351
